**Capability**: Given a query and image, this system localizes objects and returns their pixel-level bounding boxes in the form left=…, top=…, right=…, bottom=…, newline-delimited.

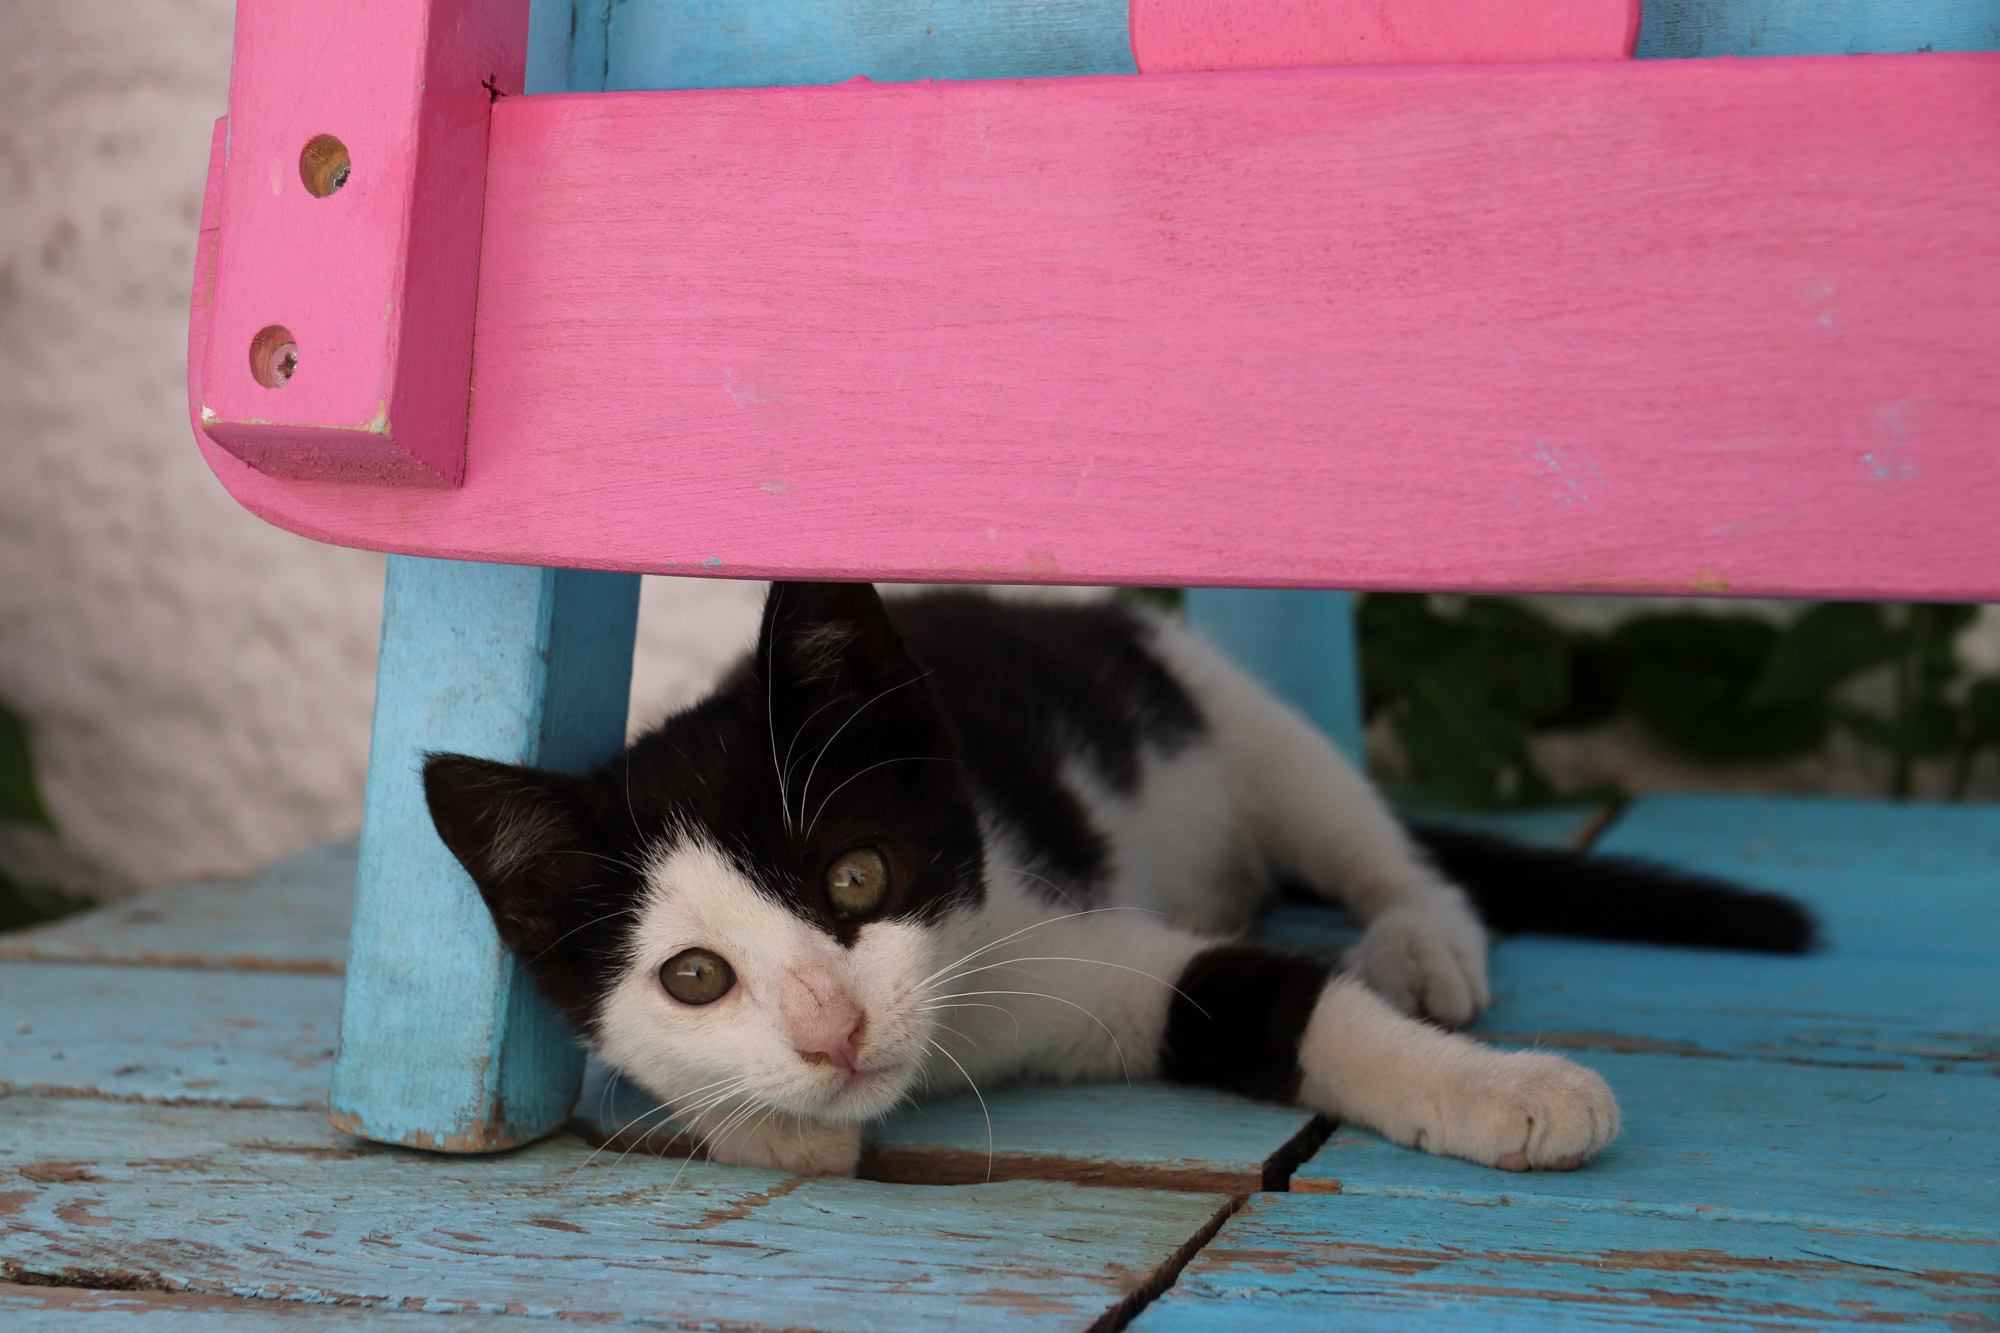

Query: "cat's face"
left=425, top=583, right=985, bottom=1124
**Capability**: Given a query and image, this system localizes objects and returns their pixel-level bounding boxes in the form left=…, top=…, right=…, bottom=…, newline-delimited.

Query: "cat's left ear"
left=422, top=753, right=600, bottom=963
left=757, top=582, right=923, bottom=697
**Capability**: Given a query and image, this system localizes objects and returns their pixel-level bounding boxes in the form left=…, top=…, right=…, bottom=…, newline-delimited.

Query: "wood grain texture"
left=1593, top=795, right=2000, bottom=967
left=0, top=1097, right=1231, bottom=1330
left=1186, top=589, right=1364, bottom=759
left=196, top=0, right=528, bottom=484
left=603, top=0, right=1136, bottom=92
left=192, top=55, right=2000, bottom=599
left=1463, top=939, right=2000, bottom=1075
left=330, top=559, right=639, bottom=1153
left=1295, top=1051, right=2000, bottom=1238
left=2, top=1287, right=524, bottom=1330
left=573, top=1066, right=1327, bottom=1193
left=1132, top=0, right=1639, bottom=72
left=1136, top=1191, right=2000, bottom=1331
left=0, top=840, right=354, bottom=975
left=1639, top=0, right=2000, bottom=58
left=0, top=963, right=340, bottom=1108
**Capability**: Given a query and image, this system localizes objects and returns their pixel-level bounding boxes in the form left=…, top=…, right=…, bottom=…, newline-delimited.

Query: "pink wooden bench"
left=186, top=0, right=2000, bottom=1155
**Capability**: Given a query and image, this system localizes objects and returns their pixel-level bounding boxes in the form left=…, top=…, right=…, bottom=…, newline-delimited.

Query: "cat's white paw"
left=1386, top=1049, right=1620, bottom=1171
left=696, top=1111, right=863, bottom=1177
left=1344, top=888, right=1491, bottom=1028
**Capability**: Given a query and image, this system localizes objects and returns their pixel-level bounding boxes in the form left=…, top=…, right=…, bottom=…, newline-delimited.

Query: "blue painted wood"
left=599, top=0, right=1136, bottom=93
left=1137, top=1191, right=2000, bottom=1331
left=574, top=1060, right=1324, bottom=1191
left=1593, top=795, right=2000, bottom=967
left=0, top=962, right=341, bottom=1108
left=1296, top=1050, right=2000, bottom=1237
left=0, top=1097, right=1230, bottom=1329
left=2, top=1288, right=506, bottom=1330
left=1474, top=938, right=1999, bottom=1074
left=1186, top=589, right=1365, bottom=761
left=0, top=838, right=354, bottom=973
left=1638, top=0, right=2000, bottom=58
left=525, top=0, right=577, bottom=97
left=331, top=557, right=639, bottom=1152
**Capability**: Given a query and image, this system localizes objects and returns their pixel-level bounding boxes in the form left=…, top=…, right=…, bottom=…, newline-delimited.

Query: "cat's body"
left=427, top=584, right=1810, bottom=1177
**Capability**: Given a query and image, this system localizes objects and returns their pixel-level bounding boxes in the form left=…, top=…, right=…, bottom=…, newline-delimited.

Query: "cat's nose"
left=795, top=1012, right=866, bottom=1074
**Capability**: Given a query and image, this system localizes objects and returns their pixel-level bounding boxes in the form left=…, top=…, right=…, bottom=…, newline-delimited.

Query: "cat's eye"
left=659, top=948, right=735, bottom=1005
left=826, top=847, right=889, bottom=916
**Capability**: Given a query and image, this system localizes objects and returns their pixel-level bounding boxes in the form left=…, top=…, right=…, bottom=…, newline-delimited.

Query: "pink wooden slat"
left=197, top=0, right=528, bottom=485
left=1130, top=0, right=1640, bottom=72
left=189, top=55, right=2000, bottom=600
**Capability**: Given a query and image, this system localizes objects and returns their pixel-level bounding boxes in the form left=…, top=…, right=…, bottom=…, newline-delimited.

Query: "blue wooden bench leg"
left=1185, top=589, right=1364, bottom=760
left=330, top=555, right=640, bottom=1152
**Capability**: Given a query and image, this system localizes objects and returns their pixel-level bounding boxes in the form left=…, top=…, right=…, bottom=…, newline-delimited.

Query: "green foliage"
left=0, top=699, right=55, bottom=831
left=1114, top=586, right=1185, bottom=614
left=1360, top=595, right=2000, bottom=808
left=1359, top=594, right=1612, bottom=809
left=0, top=696, right=90, bottom=933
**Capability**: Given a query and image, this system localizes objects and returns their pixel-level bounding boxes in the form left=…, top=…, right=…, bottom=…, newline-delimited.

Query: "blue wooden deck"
left=1, top=795, right=1994, bottom=1327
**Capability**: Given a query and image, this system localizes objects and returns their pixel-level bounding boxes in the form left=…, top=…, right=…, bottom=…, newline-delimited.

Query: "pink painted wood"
left=190, top=54, right=2000, bottom=601
left=1130, top=0, right=1640, bottom=72
left=197, top=0, right=528, bottom=485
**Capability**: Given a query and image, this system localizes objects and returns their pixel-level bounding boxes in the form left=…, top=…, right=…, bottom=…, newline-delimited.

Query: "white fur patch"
left=594, top=839, right=940, bottom=1140
left=1297, top=976, right=1619, bottom=1170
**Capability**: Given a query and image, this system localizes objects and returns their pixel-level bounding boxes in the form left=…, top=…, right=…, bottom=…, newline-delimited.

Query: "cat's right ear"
left=422, top=753, right=596, bottom=959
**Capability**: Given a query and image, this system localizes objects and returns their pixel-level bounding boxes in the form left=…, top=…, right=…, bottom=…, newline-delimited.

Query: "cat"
left=425, top=582, right=1812, bottom=1177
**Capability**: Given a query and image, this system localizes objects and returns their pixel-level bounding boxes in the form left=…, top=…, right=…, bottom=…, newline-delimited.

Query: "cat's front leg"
left=1341, top=884, right=1490, bottom=1029
left=680, top=1102, right=863, bottom=1177
left=1298, top=975, right=1618, bottom=1170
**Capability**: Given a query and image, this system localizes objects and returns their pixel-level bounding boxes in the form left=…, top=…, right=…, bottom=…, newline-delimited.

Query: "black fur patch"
left=889, top=591, right=1204, bottom=897
left=1160, top=945, right=1331, bottom=1103
left=1412, top=825, right=1818, bottom=953
left=425, top=583, right=1208, bottom=1032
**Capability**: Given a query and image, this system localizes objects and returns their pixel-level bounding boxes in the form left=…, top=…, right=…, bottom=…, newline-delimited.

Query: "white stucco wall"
left=1, top=3, right=1992, bottom=902
left=0, top=1, right=769, bottom=899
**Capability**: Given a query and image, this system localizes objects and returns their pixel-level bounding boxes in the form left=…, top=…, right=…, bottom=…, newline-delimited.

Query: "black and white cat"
left=425, top=583, right=1810, bottom=1177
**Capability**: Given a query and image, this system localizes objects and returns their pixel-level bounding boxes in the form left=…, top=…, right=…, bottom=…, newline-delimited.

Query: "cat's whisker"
left=922, top=999, right=1022, bottom=1044
left=569, top=1093, right=684, bottom=1182
left=801, top=755, right=960, bottom=844
left=764, top=587, right=794, bottom=834
left=932, top=955, right=1211, bottom=1020
left=794, top=672, right=931, bottom=833
left=523, top=905, right=642, bottom=966
left=933, top=987, right=1132, bottom=1084
left=916, top=906, right=1156, bottom=989
left=922, top=1036, right=994, bottom=1182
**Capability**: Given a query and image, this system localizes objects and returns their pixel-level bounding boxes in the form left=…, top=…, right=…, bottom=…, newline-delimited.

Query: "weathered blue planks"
left=576, top=1064, right=1326, bottom=1192
left=1295, top=1051, right=2000, bottom=1238
left=0, top=1097, right=1230, bottom=1330
left=1637, top=0, right=2000, bottom=58
left=592, top=0, right=1136, bottom=92
left=1594, top=795, right=2000, bottom=966
left=1137, top=1191, right=2000, bottom=1331
left=1186, top=589, right=1364, bottom=761
left=0, top=963, right=341, bottom=1108
left=331, top=558, right=640, bottom=1152
left=1, top=1287, right=519, bottom=1330
left=1474, top=937, right=2000, bottom=1074
left=0, top=839, right=355, bottom=975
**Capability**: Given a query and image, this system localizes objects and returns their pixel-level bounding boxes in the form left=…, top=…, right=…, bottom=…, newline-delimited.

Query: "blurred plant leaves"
left=0, top=699, right=56, bottom=831
left=1605, top=614, right=1830, bottom=764
left=1749, top=603, right=1901, bottom=707
left=1357, top=593, right=1998, bottom=806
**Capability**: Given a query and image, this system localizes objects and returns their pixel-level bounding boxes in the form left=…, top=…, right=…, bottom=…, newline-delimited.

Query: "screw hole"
left=250, top=325, right=298, bottom=388
left=299, top=135, right=351, bottom=198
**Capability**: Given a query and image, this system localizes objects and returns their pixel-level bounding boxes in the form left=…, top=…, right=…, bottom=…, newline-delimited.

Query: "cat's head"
left=423, top=582, right=984, bottom=1123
